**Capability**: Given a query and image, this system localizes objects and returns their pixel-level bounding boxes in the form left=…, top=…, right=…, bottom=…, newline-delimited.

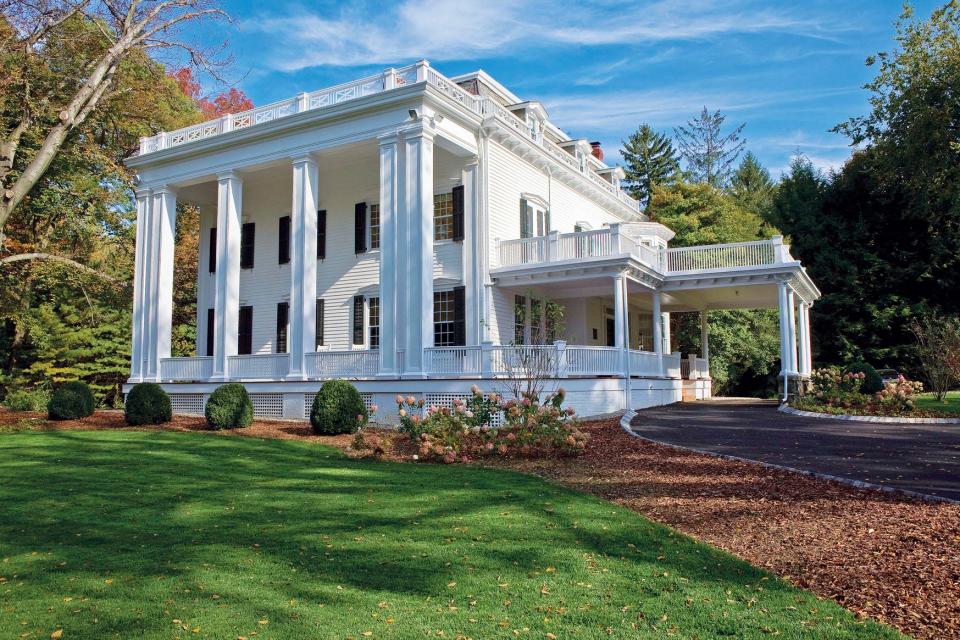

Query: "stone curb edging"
left=618, top=410, right=959, bottom=506
left=778, top=403, right=960, bottom=424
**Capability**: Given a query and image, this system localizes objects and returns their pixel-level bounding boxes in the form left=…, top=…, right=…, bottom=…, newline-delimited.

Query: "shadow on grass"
left=0, top=430, right=902, bottom=640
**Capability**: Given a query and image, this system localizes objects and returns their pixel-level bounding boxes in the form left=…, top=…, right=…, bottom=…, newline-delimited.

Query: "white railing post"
left=157, top=131, right=167, bottom=150
left=139, top=136, right=149, bottom=155
left=220, top=114, right=233, bottom=133
left=609, top=222, right=622, bottom=254
left=383, top=68, right=397, bottom=90
left=480, top=341, right=493, bottom=378
left=688, top=353, right=698, bottom=379
left=415, top=59, right=430, bottom=82
left=554, top=340, right=568, bottom=378
left=296, top=91, right=309, bottom=113
left=546, top=230, right=560, bottom=262
left=772, top=235, right=786, bottom=263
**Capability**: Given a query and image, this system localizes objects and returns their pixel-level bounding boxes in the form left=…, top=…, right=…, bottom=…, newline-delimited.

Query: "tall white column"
left=377, top=133, right=400, bottom=375
left=401, top=124, right=434, bottom=376
left=287, top=156, right=318, bottom=380
left=621, top=275, right=632, bottom=409
left=700, top=310, right=710, bottom=361
left=777, top=281, right=791, bottom=399
left=613, top=273, right=626, bottom=351
left=212, top=172, right=243, bottom=381
left=129, top=188, right=151, bottom=382
left=786, top=289, right=798, bottom=375
left=652, top=291, right=663, bottom=356
left=153, top=187, right=177, bottom=368
left=462, top=158, right=481, bottom=345
left=661, top=311, right=671, bottom=354
left=797, top=301, right=811, bottom=375
left=803, top=304, right=813, bottom=373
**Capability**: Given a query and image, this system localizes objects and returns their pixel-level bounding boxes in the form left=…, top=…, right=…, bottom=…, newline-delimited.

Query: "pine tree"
left=729, top=152, right=776, bottom=216
left=620, top=124, right=679, bottom=206
left=674, top=107, right=746, bottom=187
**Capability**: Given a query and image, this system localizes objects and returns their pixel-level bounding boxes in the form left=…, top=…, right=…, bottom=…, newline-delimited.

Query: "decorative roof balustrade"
left=136, top=61, right=640, bottom=211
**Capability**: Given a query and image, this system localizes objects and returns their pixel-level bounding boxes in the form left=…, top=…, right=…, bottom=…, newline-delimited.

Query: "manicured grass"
left=915, top=391, right=960, bottom=416
left=0, top=431, right=900, bottom=639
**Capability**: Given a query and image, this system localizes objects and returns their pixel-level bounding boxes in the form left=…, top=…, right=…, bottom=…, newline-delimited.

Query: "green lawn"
left=915, top=391, right=960, bottom=416
left=0, top=431, right=900, bottom=639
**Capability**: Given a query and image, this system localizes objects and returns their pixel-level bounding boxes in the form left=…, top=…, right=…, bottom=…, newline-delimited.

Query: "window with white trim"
left=521, top=200, right=549, bottom=238
left=434, top=291, right=455, bottom=347
left=368, top=296, right=380, bottom=350
left=514, top=295, right=526, bottom=345
left=369, top=203, right=380, bottom=250
left=433, top=192, right=454, bottom=241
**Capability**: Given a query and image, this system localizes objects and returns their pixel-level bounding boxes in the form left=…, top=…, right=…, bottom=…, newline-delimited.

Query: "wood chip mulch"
left=3, top=409, right=958, bottom=639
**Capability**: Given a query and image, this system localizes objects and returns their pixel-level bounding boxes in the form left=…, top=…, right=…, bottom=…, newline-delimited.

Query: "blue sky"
left=198, top=0, right=940, bottom=177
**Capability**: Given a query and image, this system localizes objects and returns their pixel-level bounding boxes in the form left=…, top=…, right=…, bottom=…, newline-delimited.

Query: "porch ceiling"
left=661, top=283, right=780, bottom=312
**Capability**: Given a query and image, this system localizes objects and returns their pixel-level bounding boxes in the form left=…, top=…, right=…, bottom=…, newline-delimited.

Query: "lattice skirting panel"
left=169, top=393, right=205, bottom=416
left=250, top=393, right=284, bottom=418
left=303, top=393, right=317, bottom=419
left=423, top=392, right=504, bottom=427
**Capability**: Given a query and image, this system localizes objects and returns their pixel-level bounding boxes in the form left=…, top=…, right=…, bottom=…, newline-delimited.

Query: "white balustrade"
left=498, top=236, right=546, bottom=267
left=628, top=350, right=661, bottom=377
left=489, top=345, right=560, bottom=377
left=554, top=228, right=613, bottom=261
left=666, top=240, right=777, bottom=273
left=159, top=357, right=213, bottom=381
left=227, top=354, right=290, bottom=380
left=696, top=357, right=710, bottom=378
left=425, top=347, right=481, bottom=375
left=663, top=353, right=682, bottom=379
left=306, top=350, right=380, bottom=378
left=565, top=346, right=620, bottom=375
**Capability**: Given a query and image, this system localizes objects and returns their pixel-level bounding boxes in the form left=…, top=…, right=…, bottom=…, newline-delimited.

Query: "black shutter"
left=240, top=222, right=255, bottom=269
left=519, top=198, right=530, bottom=238
left=238, top=306, right=253, bottom=355
left=275, top=302, right=288, bottom=353
left=352, top=295, right=364, bottom=345
left=208, top=228, right=217, bottom=273
left=205, top=308, right=215, bottom=356
left=544, top=208, right=551, bottom=233
left=278, top=216, right=291, bottom=264
left=354, top=202, right=367, bottom=254
left=452, top=185, right=465, bottom=242
left=452, top=286, right=466, bottom=346
left=315, top=299, right=324, bottom=347
left=317, top=210, right=326, bottom=260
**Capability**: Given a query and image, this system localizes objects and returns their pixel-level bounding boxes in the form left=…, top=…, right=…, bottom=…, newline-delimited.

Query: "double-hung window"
left=433, top=192, right=454, bottom=241
left=369, top=204, right=380, bottom=250
left=368, top=297, right=380, bottom=349
left=434, top=291, right=455, bottom=347
left=519, top=198, right=549, bottom=239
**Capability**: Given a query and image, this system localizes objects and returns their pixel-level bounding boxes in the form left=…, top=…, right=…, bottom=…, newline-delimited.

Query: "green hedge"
left=61, top=381, right=96, bottom=416
left=125, top=383, right=172, bottom=425
left=845, top=361, right=884, bottom=394
left=4, top=388, right=51, bottom=412
left=205, top=383, right=253, bottom=430
left=310, top=380, right=367, bottom=435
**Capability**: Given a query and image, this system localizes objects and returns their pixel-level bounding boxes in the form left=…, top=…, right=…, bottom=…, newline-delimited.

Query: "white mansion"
left=125, top=60, right=819, bottom=419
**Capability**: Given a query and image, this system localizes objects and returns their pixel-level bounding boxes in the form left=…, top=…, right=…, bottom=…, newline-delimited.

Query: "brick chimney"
left=590, top=141, right=603, bottom=162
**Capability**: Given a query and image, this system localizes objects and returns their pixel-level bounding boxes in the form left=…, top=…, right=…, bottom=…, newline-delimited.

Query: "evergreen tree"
left=674, top=107, right=746, bottom=187
left=620, top=124, right=679, bottom=206
left=728, top=152, right=776, bottom=216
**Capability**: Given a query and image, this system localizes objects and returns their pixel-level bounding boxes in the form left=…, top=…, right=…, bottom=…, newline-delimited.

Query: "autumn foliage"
left=169, top=67, right=253, bottom=118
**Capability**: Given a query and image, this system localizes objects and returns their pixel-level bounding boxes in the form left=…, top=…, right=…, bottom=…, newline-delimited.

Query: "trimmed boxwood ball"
left=48, top=388, right=90, bottom=420
left=60, top=381, right=96, bottom=417
left=125, top=383, right=172, bottom=425
left=311, top=380, right=367, bottom=435
left=845, top=361, right=884, bottom=394
left=205, top=383, right=253, bottom=430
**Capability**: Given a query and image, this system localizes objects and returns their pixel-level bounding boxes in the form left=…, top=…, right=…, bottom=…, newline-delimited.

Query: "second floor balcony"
left=495, top=226, right=797, bottom=278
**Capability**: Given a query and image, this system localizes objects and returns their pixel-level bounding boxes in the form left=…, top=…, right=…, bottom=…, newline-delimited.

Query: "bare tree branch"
left=0, top=251, right=129, bottom=287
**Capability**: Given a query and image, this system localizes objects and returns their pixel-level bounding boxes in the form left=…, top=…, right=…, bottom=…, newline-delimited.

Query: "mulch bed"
left=2, top=409, right=957, bottom=639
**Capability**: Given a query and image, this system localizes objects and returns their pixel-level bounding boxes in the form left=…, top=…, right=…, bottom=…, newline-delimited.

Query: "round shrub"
left=310, top=380, right=367, bottom=435
left=845, top=361, right=883, bottom=394
left=60, top=381, right=95, bottom=417
left=205, top=383, right=253, bottom=430
left=125, top=383, right=172, bottom=425
left=48, top=388, right=89, bottom=420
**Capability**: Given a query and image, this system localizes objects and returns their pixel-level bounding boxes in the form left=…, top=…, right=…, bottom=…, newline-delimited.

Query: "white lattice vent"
left=303, top=392, right=317, bottom=419
left=250, top=393, right=283, bottom=418
left=423, top=392, right=504, bottom=427
left=169, top=394, right=205, bottom=416
left=360, top=392, right=374, bottom=413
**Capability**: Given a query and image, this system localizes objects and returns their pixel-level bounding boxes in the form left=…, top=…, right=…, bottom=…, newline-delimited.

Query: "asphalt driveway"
left=630, top=398, right=960, bottom=501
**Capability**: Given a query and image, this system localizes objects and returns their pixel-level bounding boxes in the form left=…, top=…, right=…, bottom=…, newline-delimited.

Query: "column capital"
left=134, top=187, right=152, bottom=199
left=152, top=185, right=178, bottom=197
left=463, top=156, right=479, bottom=169
left=400, top=121, right=436, bottom=142
left=378, top=130, right=402, bottom=146
left=291, top=153, right=317, bottom=167
left=217, top=170, right=242, bottom=182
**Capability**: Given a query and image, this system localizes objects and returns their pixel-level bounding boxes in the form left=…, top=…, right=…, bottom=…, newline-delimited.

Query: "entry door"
left=605, top=317, right=616, bottom=347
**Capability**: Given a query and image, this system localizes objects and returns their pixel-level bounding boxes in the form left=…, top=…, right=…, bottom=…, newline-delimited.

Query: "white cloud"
left=246, top=0, right=845, bottom=71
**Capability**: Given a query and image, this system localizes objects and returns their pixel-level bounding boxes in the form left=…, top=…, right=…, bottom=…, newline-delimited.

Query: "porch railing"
left=425, top=346, right=482, bottom=375
left=565, top=345, right=620, bottom=375
left=228, top=354, right=289, bottom=380
left=497, top=230, right=791, bottom=275
left=159, top=356, right=213, bottom=381
left=306, top=350, right=380, bottom=378
left=629, top=350, right=661, bottom=376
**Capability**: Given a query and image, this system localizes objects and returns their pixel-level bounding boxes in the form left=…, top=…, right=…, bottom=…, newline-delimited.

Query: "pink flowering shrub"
left=795, top=366, right=924, bottom=416
left=395, top=386, right=587, bottom=463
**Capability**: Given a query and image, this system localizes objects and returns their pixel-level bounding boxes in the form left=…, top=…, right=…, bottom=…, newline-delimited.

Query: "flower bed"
left=790, top=366, right=954, bottom=418
left=350, top=386, right=588, bottom=463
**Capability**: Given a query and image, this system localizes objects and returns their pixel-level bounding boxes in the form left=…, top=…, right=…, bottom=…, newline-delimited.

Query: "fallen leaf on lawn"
left=51, top=631, right=63, bottom=640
